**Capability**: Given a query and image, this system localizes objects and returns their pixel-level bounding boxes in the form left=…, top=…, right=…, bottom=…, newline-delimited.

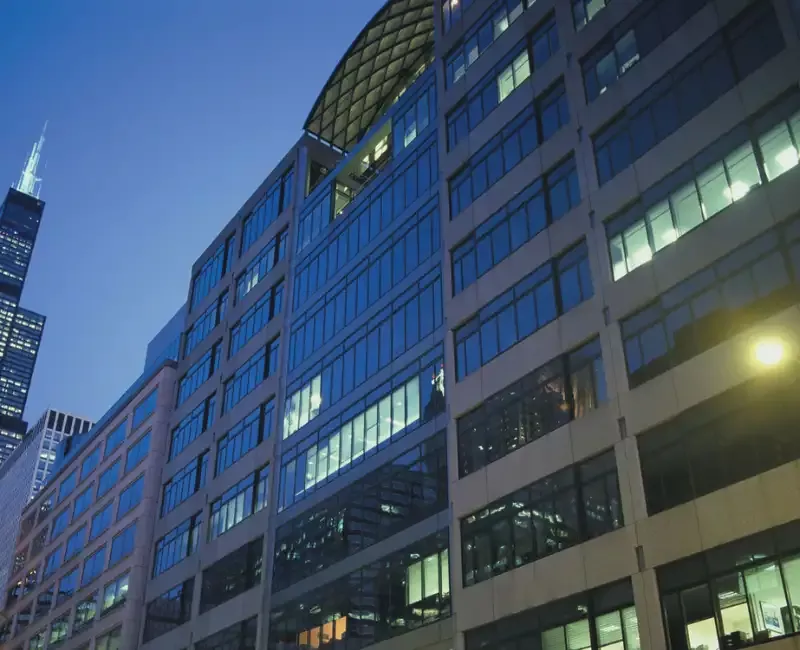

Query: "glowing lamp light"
left=753, top=338, right=786, bottom=367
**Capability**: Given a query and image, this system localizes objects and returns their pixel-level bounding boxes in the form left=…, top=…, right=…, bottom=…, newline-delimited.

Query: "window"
left=57, top=567, right=79, bottom=605
left=197, top=617, right=257, bottom=650
left=209, top=467, right=269, bottom=539
left=65, top=526, right=86, bottom=561
left=275, top=431, right=447, bottom=589
left=441, top=0, right=486, bottom=32
left=190, top=235, right=235, bottom=310
left=22, top=568, right=37, bottom=594
left=125, top=430, right=151, bottom=472
left=131, top=390, right=157, bottom=431
left=29, top=630, right=45, bottom=650
left=109, top=522, right=136, bottom=566
left=659, top=521, right=800, bottom=650
left=573, top=0, right=608, bottom=31
left=292, top=141, right=438, bottom=311
left=449, top=95, right=570, bottom=217
left=185, top=291, right=228, bottom=357
left=33, top=587, right=52, bottom=621
left=445, top=0, right=537, bottom=86
left=452, top=155, right=580, bottom=294
left=117, top=474, right=145, bottom=519
left=74, top=592, right=97, bottom=630
left=80, top=446, right=101, bottom=481
left=37, top=491, right=54, bottom=524
left=57, top=471, right=76, bottom=503
left=95, top=627, right=122, bottom=650
left=236, top=229, right=288, bottom=301
left=216, top=402, right=273, bottom=475
left=593, top=1, right=784, bottom=185
left=582, top=0, right=708, bottom=102
left=31, top=530, right=47, bottom=558
left=465, top=581, right=639, bottom=650
left=278, top=349, right=446, bottom=511
left=201, top=539, right=262, bottom=612
left=97, top=460, right=120, bottom=498
left=447, top=26, right=562, bottom=149
left=153, top=513, right=202, bottom=577
left=72, top=484, right=93, bottom=521
left=296, top=189, right=333, bottom=254
left=241, top=166, right=294, bottom=254
left=269, top=533, right=449, bottom=649
left=461, top=451, right=621, bottom=586
left=143, top=578, right=194, bottom=642
left=284, top=275, right=444, bottom=437
left=104, top=419, right=126, bottom=458
left=296, top=137, right=438, bottom=264
left=81, top=545, right=106, bottom=587
left=177, top=341, right=222, bottom=406
left=639, top=377, right=800, bottom=516
left=229, top=282, right=283, bottom=357
left=169, top=394, right=216, bottom=461
left=607, top=123, right=766, bottom=280
left=50, top=508, right=69, bottom=540
left=758, top=110, right=800, bottom=182
left=102, top=572, right=129, bottom=612
left=621, top=215, right=800, bottom=387
left=288, top=201, right=440, bottom=370
left=47, top=612, right=69, bottom=647
left=43, top=546, right=63, bottom=577
left=12, top=549, right=26, bottom=576
left=406, top=549, right=450, bottom=606
left=222, top=339, right=280, bottom=413
left=455, top=241, right=592, bottom=381
left=90, top=502, right=113, bottom=540
left=393, top=84, right=436, bottom=154
left=161, top=452, right=208, bottom=516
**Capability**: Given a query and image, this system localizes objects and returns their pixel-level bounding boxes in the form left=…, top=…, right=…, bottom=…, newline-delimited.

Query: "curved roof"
left=304, top=0, right=434, bottom=152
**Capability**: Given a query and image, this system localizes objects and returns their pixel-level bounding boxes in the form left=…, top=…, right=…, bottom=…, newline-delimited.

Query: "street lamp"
left=753, top=337, right=787, bottom=367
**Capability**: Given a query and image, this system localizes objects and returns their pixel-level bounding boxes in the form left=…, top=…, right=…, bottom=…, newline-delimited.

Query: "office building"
left=9, top=2, right=794, bottom=650
left=0, top=361, right=176, bottom=650
left=47, top=307, right=185, bottom=480
left=0, top=410, right=94, bottom=601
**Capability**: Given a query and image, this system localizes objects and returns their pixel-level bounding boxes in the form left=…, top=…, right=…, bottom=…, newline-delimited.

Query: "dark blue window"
left=593, top=1, right=784, bottom=185
left=455, top=241, right=592, bottom=381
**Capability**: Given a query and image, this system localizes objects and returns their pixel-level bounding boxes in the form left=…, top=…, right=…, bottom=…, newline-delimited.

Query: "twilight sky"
left=0, top=0, right=379, bottom=425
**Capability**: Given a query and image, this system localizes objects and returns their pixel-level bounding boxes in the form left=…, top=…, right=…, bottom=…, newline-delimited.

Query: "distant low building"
left=0, top=410, right=93, bottom=603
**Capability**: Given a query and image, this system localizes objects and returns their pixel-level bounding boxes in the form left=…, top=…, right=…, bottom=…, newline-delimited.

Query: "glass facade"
left=53, top=6, right=798, bottom=650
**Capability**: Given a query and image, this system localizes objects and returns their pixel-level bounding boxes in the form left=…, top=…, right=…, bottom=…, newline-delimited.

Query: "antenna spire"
left=14, top=122, right=47, bottom=198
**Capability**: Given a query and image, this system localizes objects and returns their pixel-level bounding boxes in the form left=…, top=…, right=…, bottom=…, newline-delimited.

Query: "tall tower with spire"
left=0, top=128, right=50, bottom=467
left=14, top=123, right=46, bottom=199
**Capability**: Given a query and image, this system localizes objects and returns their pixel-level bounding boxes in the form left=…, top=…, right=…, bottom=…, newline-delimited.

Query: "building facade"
left=0, top=187, right=48, bottom=466
left=0, top=363, right=176, bottom=650
left=0, top=409, right=95, bottom=601
left=10, top=2, right=800, bottom=650
left=140, top=2, right=800, bottom=650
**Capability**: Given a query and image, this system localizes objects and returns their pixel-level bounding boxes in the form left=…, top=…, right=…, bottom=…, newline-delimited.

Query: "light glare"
left=754, top=338, right=785, bottom=367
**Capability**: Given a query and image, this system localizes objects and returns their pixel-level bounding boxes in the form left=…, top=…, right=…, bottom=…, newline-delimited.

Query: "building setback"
left=0, top=410, right=94, bottom=598
left=0, top=363, right=176, bottom=650
left=6, top=2, right=800, bottom=650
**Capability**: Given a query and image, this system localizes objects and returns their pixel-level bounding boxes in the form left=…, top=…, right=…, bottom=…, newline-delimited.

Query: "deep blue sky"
left=0, top=0, right=379, bottom=424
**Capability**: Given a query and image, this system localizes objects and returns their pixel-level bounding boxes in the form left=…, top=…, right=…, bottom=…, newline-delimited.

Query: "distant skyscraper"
left=0, top=408, right=93, bottom=599
left=0, top=132, right=50, bottom=466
